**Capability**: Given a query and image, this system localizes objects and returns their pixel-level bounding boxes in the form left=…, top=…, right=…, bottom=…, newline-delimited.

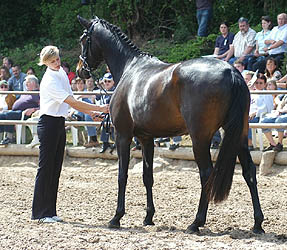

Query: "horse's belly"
left=134, top=114, right=188, bottom=138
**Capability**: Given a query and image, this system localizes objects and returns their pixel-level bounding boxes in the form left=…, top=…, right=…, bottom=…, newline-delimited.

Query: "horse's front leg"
left=186, top=139, right=212, bottom=233
left=238, top=145, right=265, bottom=234
left=108, top=135, right=132, bottom=228
left=141, top=137, right=155, bottom=226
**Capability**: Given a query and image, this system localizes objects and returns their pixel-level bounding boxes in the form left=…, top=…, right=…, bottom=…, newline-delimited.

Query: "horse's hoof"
left=253, top=226, right=265, bottom=234
left=143, top=220, right=155, bottom=226
left=186, top=224, right=200, bottom=234
left=108, top=220, right=120, bottom=229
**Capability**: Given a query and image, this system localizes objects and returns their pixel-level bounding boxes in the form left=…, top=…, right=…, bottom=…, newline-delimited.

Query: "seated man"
left=224, top=17, right=256, bottom=67
left=97, top=73, right=116, bottom=153
left=262, top=13, right=287, bottom=69
left=8, top=64, right=27, bottom=98
left=0, top=75, right=40, bottom=145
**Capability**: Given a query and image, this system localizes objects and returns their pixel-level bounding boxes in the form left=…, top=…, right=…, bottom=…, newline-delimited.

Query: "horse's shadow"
left=193, top=227, right=287, bottom=245
left=66, top=221, right=287, bottom=245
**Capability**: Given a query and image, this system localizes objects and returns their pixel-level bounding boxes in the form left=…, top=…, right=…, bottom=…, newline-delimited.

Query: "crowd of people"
left=2, top=12, right=287, bottom=153
left=213, top=12, right=287, bottom=152
left=0, top=56, right=114, bottom=153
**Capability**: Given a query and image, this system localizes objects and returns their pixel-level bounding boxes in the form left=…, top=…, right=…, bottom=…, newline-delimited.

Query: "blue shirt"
left=215, top=32, right=235, bottom=55
left=8, top=72, right=27, bottom=92
left=267, top=24, right=287, bottom=55
left=255, top=30, right=271, bottom=54
left=96, top=86, right=115, bottom=105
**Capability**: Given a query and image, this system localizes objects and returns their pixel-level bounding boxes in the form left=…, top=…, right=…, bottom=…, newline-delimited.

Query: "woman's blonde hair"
left=38, top=45, right=59, bottom=66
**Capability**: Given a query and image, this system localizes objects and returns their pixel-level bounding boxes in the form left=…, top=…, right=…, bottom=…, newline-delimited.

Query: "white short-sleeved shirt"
left=267, top=24, right=287, bottom=55
left=39, top=66, right=73, bottom=118
left=232, top=28, right=256, bottom=57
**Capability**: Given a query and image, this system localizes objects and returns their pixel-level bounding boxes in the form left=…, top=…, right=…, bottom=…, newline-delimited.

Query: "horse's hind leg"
left=238, top=141, right=264, bottom=234
left=140, top=137, right=155, bottom=226
left=187, top=135, right=213, bottom=233
left=109, top=133, right=132, bottom=228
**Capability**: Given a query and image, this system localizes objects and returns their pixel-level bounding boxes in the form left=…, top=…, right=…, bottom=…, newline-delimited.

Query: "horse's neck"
left=103, top=44, right=138, bottom=84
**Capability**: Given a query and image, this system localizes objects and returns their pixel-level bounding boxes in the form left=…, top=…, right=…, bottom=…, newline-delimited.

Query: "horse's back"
left=111, top=57, right=247, bottom=138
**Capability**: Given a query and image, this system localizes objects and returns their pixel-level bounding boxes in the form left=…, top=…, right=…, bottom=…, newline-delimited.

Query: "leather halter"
left=79, top=22, right=96, bottom=76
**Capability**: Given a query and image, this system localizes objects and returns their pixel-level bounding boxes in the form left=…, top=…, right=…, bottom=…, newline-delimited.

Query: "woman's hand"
left=90, top=111, right=105, bottom=122
left=99, top=104, right=109, bottom=113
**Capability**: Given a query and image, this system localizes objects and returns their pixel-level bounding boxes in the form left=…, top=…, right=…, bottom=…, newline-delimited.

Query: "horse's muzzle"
left=76, top=61, right=91, bottom=79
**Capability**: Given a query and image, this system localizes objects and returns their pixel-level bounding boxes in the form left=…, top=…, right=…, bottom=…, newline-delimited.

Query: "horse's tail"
left=205, top=69, right=249, bottom=203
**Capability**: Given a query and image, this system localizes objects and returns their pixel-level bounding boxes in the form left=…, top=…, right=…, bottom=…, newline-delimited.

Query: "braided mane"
left=94, top=18, right=152, bottom=58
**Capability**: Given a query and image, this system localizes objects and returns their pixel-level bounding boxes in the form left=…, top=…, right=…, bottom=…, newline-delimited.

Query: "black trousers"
left=32, top=115, right=66, bottom=219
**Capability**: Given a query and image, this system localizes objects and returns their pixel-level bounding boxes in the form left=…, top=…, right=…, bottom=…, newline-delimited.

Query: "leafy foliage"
left=1, top=0, right=287, bottom=77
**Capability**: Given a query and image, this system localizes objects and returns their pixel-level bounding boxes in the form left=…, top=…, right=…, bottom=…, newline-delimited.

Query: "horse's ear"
left=77, top=15, right=90, bottom=28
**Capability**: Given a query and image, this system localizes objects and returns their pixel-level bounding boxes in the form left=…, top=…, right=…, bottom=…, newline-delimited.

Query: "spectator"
left=23, top=67, right=37, bottom=89
left=68, top=77, right=99, bottom=147
left=70, top=77, right=77, bottom=91
left=154, top=137, right=170, bottom=147
left=169, top=136, right=182, bottom=151
left=224, top=17, right=256, bottom=66
left=266, top=80, right=279, bottom=109
left=211, top=130, right=222, bottom=149
left=261, top=94, right=287, bottom=152
left=276, top=64, right=287, bottom=89
left=62, top=62, right=76, bottom=84
left=195, top=0, right=213, bottom=37
left=244, top=71, right=255, bottom=85
left=248, top=73, right=273, bottom=150
left=263, top=13, right=287, bottom=70
left=0, top=75, right=40, bottom=145
left=131, top=137, right=142, bottom=151
left=233, top=60, right=248, bottom=76
left=85, top=77, right=98, bottom=104
left=2, top=57, right=13, bottom=76
left=98, top=73, right=116, bottom=153
left=26, top=67, right=36, bottom=76
left=8, top=64, right=27, bottom=97
left=25, top=110, right=40, bottom=148
left=247, top=16, right=272, bottom=72
left=265, top=57, right=282, bottom=83
left=0, top=80, right=16, bottom=111
left=0, top=66, right=11, bottom=81
left=213, top=22, right=234, bottom=60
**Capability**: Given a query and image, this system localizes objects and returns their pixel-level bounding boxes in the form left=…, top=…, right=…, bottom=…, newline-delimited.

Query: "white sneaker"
left=26, top=138, right=40, bottom=148
left=38, top=217, right=57, bottom=223
left=52, top=216, right=63, bottom=222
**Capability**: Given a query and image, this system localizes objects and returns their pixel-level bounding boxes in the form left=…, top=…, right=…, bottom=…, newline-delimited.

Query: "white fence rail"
left=1, top=89, right=287, bottom=149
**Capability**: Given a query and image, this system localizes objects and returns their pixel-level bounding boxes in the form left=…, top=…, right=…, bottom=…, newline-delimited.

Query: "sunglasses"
left=104, top=80, right=112, bottom=83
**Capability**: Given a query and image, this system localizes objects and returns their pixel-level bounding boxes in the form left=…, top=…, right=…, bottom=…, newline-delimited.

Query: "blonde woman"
left=32, top=46, right=108, bottom=223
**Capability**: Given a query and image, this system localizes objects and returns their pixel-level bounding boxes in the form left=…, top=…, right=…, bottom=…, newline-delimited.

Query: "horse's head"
left=76, top=15, right=104, bottom=79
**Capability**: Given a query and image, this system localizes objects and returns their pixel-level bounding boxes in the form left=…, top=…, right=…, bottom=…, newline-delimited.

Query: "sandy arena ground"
left=0, top=155, right=287, bottom=249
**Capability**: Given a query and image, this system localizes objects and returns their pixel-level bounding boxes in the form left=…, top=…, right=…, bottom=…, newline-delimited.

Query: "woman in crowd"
left=265, top=57, right=282, bottom=83
left=247, top=16, right=272, bottom=72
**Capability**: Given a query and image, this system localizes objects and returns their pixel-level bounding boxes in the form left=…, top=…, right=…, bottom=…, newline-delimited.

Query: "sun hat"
left=103, top=73, right=113, bottom=81
left=0, top=80, right=8, bottom=86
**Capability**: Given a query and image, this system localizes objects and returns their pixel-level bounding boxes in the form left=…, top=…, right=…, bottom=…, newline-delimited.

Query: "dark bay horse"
left=76, top=15, right=264, bottom=234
